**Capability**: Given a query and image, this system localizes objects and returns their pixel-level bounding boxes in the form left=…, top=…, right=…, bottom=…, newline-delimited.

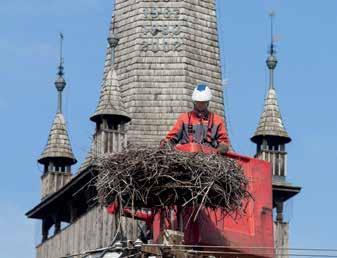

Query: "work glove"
left=160, top=139, right=176, bottom=150
left=159, top=139, right=167, bottom=148
left=217, top=143, right=229, bottom=155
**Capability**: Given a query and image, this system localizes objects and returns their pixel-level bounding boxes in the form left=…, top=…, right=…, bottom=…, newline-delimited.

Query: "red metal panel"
left=191, top=153, right=274, bottom=257
left=152, top=151, right=274, bottom=258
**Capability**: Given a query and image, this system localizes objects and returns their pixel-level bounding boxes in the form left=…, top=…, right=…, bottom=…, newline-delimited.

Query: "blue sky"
left=1, top=0, right=337, bottom=257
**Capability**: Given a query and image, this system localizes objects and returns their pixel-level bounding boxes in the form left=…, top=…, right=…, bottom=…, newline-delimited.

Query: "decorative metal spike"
left=266, top=12, right=278, bottom=87
left=55, top=33, right=66, bottom=112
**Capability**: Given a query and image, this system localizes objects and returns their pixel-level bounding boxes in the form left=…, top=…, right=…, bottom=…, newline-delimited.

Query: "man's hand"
left=160, top=139, right=167, bottom=148
left=160, top=139, right=176, bottom=150
left=217, top=143, right=229, bottom=155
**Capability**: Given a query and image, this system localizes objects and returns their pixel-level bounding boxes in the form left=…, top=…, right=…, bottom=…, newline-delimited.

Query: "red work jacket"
left=165, top=111, right=230, bottom=148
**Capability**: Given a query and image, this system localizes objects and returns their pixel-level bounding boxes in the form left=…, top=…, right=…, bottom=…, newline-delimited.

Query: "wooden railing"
left=257, top=150, right=287, bottom=177
left=93, top=126, right=127, bottom=155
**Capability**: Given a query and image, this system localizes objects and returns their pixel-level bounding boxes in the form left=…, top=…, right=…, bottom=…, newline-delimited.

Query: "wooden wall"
left=36, top=205, right=138, bottom=258
left=41, top=172, right=72, bottom=199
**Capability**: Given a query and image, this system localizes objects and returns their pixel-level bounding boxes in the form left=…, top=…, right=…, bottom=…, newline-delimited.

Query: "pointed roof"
left=90, top=16, right=130, bottom=124
left=251, top=86, right=291, bottom=144
left=38, top=113, right=77, bottom=165
left=90, top=68, right=130, bottom=123
left=38, top=34, right=76, bottom=165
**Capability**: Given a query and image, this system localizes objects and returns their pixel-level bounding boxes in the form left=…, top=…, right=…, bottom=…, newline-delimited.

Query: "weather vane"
left=269, top=11, right=276, bottom=55
left=58, top=32, right=64, bottom=75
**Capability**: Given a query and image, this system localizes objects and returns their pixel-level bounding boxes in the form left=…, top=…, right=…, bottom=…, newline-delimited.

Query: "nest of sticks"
left=93, top=146, right=252, bottom=218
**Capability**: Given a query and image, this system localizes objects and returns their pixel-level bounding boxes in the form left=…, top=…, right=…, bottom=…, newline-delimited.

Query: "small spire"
left=38, top=33, right=76, bottom=166
left=251, top=12, right=291, bottom=145
left=90, top=17, right=130, bottom=124
left=55, top=33, right=66, bottom=113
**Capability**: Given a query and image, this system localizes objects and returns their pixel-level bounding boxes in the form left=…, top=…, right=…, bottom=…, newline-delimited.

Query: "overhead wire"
left=144, top=243, right=337, bottom=252
left=59, top=243, right=337, bottom=258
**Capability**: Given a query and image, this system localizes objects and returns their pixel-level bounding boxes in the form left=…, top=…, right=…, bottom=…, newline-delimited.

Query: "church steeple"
left=38, top=34, right=76, bottom=200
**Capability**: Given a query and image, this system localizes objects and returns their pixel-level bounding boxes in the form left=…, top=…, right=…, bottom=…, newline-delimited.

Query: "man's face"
left=194, top=101, right=209, bottom=113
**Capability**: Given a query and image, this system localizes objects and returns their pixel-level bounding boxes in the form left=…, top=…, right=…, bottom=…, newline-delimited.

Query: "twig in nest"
left=93, top=145, right=252, bottom=226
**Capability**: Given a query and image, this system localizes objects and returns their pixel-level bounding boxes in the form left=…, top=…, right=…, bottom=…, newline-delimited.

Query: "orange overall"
left=164, top=111, right=230, bottom=148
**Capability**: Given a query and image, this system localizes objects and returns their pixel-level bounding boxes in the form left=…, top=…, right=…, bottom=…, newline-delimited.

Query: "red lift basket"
left=107, top=144, right=274, bottom=258
left=153, top=144, right=275, bottom=258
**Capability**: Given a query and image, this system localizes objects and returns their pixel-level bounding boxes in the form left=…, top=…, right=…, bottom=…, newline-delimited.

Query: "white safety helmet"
left=192, top=83, right=212, bottom=102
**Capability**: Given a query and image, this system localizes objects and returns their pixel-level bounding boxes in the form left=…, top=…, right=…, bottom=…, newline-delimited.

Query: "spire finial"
left=107, top=17, right=119, bottom=65
left=269, top=11, right=276, bottom=56
left=58, top=32, right=64, bottom=76
left=266, top=11, right=278, bottom=89
left=55, top=33, right=66, bottom=113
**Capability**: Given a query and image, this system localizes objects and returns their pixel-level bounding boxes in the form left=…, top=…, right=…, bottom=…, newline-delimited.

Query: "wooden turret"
left=79, top=18, right=131, bottom=172
left=38, top=34, right=77, bottom=241
left=251, top=13, right=301, bottom=258
left=38, top=34, right=76, bottom=200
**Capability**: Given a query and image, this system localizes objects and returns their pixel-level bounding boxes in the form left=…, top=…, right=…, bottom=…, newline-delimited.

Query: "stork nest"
left=93, top=146, right=252, bottom=217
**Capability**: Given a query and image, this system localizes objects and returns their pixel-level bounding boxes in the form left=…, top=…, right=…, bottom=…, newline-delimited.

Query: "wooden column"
left=274, top=222, right=289, bottom=258
left=54, top=219, right=61, bottom=234
left=276, top=201, right=284, bottom=223
left=42, top=218, right=52, bottom=242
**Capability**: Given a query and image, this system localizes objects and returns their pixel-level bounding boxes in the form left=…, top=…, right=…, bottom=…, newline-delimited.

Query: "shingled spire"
left=251, top=14, right=302, bottom=257
left=38, top=113, right=76, bottom=165
left=38, top=34, right=76, bottom=200
left=251, top=16, right=290, bottom=145
left=90, top=16, right=130, bottom=124
left=251, top=16, right=301, bottom=246
left=86, top=16, right=130, bottom=160
left=250, top=69, right=291, bottom=144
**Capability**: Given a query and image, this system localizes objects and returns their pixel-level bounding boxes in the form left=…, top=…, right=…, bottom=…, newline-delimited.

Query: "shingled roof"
left=251, top=87, right=290, bottom=143
left=90, top=68, right=130, bottom=123
left=38, top=112, right=77, bottom=165
left=251, top=52, right=291, bottom=144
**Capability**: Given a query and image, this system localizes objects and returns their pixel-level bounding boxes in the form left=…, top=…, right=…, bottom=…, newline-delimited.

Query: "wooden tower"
left=109, top=0, right=227, bottom=146
left=251, top=14, right=301, bottom=258
left=37, top=35, right=77, bottom=241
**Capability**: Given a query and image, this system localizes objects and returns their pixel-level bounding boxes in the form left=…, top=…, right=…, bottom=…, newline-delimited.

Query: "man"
left=160, top=83, right=230, bottom=154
